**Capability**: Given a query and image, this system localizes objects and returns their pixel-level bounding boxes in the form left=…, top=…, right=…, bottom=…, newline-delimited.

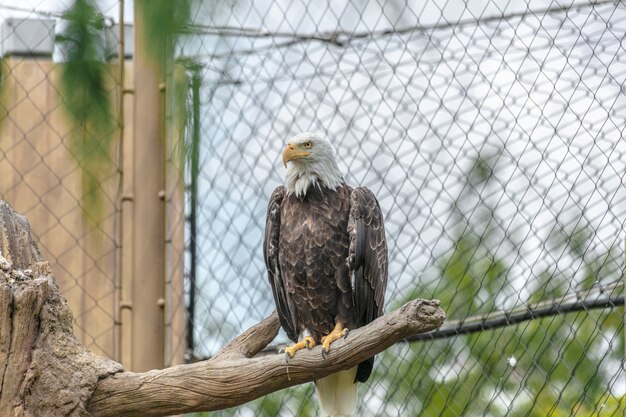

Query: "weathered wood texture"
left=89, top=299, right=444, bottom=417
left=0, top=199, right=445, bottom=417
left=0, top=201, right=123, bottom=416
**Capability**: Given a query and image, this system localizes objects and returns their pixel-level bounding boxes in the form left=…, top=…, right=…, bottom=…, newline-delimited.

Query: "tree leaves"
left=57, top=0, right=115, bottom=227
left=376, top=149, right=624, bottom=416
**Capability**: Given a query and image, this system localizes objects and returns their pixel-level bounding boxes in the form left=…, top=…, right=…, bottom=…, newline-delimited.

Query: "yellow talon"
left=284, top=335, right=317, bottom=358
left=321, top=322, right=349, bottom=353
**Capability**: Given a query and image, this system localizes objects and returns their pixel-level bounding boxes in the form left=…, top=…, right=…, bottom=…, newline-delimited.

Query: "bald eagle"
left=264, top=132, right=388, bottom=417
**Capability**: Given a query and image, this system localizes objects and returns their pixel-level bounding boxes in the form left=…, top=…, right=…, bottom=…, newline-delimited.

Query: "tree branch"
left=0, top=198, right=445, bottom=417
left=214, top=311, right=281, bottom=359
left=88, top=299, right=445, bottom=417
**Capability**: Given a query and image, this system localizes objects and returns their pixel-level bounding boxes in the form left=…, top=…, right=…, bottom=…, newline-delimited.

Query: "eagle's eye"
left=302, top=141, right=313, bottom=149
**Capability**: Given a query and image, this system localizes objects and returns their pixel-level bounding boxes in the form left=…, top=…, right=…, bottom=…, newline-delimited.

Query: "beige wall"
left=0, top=57, right=185, bottom=368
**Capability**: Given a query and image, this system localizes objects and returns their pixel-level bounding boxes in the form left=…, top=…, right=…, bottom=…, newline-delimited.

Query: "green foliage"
left=173, top=59, right=202, bottom=184
left=377, top=149, right=624, bottom=416
left=56, top=0, right=196, bottom=226
left=57, top=0, right=116, bottom=226
left=57, top=0, right=109, bottom=126
left=253, top=385, right=317, bottom=417
left=137, top=0, right=192, bottom=65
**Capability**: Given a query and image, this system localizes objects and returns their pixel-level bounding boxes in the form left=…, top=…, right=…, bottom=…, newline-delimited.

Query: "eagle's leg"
left=320, top=322, right=349, bottom=355
left=283, top=335, right=317, bottom=359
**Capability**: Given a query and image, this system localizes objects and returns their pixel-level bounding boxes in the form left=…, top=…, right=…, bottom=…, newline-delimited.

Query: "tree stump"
left=0, top=201, right=123, bottom=416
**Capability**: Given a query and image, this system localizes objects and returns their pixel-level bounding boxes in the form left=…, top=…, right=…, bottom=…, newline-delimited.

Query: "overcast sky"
left=0, top=0, right=131, bottom=22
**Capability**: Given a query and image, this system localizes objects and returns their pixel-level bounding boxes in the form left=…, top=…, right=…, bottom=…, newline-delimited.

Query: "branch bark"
left=0, top=199, right=446, bottom=417
left=88, top=299, right=444, bottom=416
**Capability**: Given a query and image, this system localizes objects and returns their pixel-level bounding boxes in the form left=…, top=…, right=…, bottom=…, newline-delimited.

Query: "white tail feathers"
left=315, top=367, right=358, bottom=417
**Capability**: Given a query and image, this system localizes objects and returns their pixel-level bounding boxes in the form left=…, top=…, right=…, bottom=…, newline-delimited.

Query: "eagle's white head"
left=282, top=132, right=343, bottom=197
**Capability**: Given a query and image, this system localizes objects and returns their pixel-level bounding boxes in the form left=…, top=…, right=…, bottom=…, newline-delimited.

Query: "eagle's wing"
left=348, top=186, right=388, bottom=326
left=348, top=187, right=388, bottom=382
left=263, top=185, right=298, bottom=342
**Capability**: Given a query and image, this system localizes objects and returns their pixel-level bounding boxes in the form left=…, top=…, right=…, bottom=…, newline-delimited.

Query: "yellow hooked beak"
left=282, top=144, right=311, bottom=168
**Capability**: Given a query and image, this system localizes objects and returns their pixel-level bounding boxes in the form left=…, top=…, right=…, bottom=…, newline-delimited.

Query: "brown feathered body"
left=264, top=182, right=387, bottom=383
left=279, top=184, right=353, bottom=339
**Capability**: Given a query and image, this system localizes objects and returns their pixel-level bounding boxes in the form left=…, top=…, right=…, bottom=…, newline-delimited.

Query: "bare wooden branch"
left=214, top=311, right=281, bottom=359
left=0, top=199, right=446, bottom=417
left=87, top=299, right=444, bottom=417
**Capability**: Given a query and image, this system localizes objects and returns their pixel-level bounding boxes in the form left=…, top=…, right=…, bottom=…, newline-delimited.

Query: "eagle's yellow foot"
left=320, top=323, right=349, bottom=357
left=283, top=336, right=317, bottom=359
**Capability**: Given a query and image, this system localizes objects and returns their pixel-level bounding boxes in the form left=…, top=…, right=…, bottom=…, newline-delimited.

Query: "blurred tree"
left=375, top=149, right=624, bottom=417
left=57, top=0, right=193, bottom=225
left=57, top=0, right=116, bottom=226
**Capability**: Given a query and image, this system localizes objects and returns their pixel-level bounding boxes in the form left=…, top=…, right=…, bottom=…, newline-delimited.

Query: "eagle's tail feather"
left=315, top=367, right=358, bottom=417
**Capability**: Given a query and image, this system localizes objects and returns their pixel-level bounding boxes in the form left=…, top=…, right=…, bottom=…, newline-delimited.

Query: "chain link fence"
left=0, top=0, right=624, bottom=416
left=0, top=2, right=122, bottom=359
left=181, top=0, right=625, bottom=415
left=0, top=1, right=188, bottom=368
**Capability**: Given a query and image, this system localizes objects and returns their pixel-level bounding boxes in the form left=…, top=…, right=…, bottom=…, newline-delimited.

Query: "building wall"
left=0, top=56, right=186, bottom=369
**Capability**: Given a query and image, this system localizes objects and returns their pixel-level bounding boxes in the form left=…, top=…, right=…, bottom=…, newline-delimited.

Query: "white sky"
left=0, top=0, right=132, bottom=23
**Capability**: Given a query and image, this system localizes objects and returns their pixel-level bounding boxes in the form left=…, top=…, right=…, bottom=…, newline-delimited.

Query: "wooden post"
left=130, top=0, right=166, bottom=371
left=117, top=62, right=136, bottom=368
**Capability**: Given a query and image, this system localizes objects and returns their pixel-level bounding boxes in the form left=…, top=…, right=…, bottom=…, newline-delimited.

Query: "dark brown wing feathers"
left=348, top=187, right=388, bottom=325
left=348, top=187, right=388, bottom=383
left=263, top=185, right=298, bottom=341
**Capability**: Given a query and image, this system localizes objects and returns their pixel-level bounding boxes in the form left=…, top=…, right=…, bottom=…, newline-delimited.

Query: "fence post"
left=129, top=0, right=166, bottom=371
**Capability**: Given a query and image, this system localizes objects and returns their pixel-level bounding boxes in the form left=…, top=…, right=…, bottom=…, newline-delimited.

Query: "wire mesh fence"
left=181, top=0, right=626, bottom=415
left=0, top=0, right=189, bottom=369
left=0, top=0, right=624, bottom=416
left=0, top=10, right=122, bottom=359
